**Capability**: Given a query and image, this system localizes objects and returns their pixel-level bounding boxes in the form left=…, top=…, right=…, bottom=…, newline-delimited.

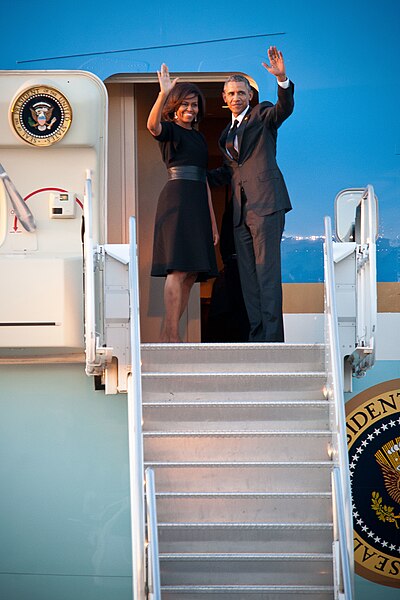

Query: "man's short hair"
left=224, top=75, right=252, bottom=92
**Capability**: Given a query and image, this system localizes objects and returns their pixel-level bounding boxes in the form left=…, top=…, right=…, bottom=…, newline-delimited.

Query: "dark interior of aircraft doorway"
left=200, top=81, right=253, bottom=343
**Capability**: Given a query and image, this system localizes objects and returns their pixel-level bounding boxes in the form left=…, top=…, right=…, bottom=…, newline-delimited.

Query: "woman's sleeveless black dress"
left=151, top=121, right=218, bottom=282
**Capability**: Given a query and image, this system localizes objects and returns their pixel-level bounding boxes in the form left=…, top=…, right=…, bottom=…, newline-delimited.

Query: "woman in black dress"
left=147, top=64, right=219, bottom=342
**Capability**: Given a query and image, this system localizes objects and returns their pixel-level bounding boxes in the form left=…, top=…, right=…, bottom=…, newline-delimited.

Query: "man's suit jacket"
left=209, top=81, right=294, bottom=226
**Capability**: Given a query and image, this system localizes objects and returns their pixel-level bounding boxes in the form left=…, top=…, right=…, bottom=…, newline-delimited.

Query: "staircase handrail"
left=333, top=465, right=353, bottom=598
left=145, top=467, right=161, bottom=600
left=324, top=216, right=354, bottom=600
left=127, top=216, right=146, bottom=599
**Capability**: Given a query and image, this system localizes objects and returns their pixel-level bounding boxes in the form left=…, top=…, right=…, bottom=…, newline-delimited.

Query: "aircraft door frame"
left=105, top=72, right=252, bottom=343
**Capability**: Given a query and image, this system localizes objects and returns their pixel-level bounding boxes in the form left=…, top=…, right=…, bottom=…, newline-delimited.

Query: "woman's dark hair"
left=162, top=82, right=206, bottom=125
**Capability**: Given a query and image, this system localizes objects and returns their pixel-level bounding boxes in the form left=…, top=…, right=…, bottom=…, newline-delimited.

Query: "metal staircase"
left=83, top=182, right=381, bottom=597
left=141, top=342, right=336, bottom=599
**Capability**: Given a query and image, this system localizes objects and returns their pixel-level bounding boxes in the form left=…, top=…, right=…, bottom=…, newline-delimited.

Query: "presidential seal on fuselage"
left=10, top=85, right=72, bottom=146
left=346, top=379, right=400, bottom=588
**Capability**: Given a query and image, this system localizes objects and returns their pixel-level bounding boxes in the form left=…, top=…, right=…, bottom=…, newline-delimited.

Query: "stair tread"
left=155, top=491, right=331, bottom=497
left=143, top=371, right=326, bottom=377
left=159, top=552, right=334, bottom=560
left=144, top=430, right=331, bottom=436
left=161, top=584, right=335, bottom=591
left=143, top=401, right=328, bottom=406
left=144, top=401, right=327, bottom=406
left=145, top=460, right=332, bottom=466
left=158, top=522, right=333, bottom=528
left=141, top=342, right=325, bottom=348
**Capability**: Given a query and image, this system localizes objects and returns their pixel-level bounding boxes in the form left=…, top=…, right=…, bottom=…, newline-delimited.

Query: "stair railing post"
left=145, top=467, right=161, bottom=600
left=127, top=216, right=146, bottom=599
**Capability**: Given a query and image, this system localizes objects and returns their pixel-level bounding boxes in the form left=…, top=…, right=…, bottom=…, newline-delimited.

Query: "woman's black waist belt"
left=167, top=166, right=207, bottom=182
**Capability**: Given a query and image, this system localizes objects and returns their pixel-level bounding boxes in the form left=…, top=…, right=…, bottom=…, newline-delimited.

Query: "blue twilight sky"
left=1, top=0, right=399, bottom=256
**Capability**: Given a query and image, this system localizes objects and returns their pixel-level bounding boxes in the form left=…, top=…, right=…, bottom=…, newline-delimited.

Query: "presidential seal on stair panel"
left=346, top=379, right=400, bottom=588
left=10, top=85, right=72, bottom=146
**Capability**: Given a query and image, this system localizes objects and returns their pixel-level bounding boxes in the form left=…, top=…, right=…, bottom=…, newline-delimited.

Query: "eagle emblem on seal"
left=29, top=102, right=57, bottom=131
left=375, top=437, right=400, bottom=505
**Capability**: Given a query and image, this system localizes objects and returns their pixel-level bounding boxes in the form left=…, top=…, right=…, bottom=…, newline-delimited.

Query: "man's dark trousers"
left=234, top=192, right=285, bottom=342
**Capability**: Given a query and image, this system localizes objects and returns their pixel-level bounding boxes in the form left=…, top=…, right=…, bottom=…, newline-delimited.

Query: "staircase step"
left=157, top=522, right=334, bottom=554
left=141, top=343, right=325, bottom=373
left=143, top=401, right=329, bottom=432
left=159, top=553, right=333, bottom=586
left=144, top=461, right=332, bottom=492
left=143, top=431, right=331, bottom=461
left=160, top=584, right=335, bottom=599
left=142, top=372, right=326, bottom=402
left=154, top=491, right=332, bottom=523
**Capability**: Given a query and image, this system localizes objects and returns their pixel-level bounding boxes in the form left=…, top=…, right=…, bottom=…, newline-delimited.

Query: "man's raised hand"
left=262, top=46, right=287, bottom=82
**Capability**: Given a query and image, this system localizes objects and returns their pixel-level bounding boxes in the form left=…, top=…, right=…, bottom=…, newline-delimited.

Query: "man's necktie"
left=225, top=119, right=239, bottom=160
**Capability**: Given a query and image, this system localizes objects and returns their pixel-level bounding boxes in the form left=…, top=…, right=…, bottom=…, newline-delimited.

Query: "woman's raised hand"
left=147, top=63, right=178, bottom=135
left=157, top=63, right=179, bottom=95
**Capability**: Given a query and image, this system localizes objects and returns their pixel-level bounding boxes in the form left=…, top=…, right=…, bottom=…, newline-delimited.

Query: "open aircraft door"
left=0, top=71, right=107, bottom=358
left=333, top=185, right=378, bottom=391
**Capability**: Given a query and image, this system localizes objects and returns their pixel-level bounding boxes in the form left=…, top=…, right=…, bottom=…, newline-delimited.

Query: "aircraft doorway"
left=105, top=75, right=258, bottom=343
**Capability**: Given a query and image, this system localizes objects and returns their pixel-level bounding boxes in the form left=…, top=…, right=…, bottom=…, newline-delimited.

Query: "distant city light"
left=282, top=235, right=325, bottom=241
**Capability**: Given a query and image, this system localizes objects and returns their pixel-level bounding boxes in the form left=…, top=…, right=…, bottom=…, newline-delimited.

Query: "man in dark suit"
left=209, top=46, right=294, bottom=342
